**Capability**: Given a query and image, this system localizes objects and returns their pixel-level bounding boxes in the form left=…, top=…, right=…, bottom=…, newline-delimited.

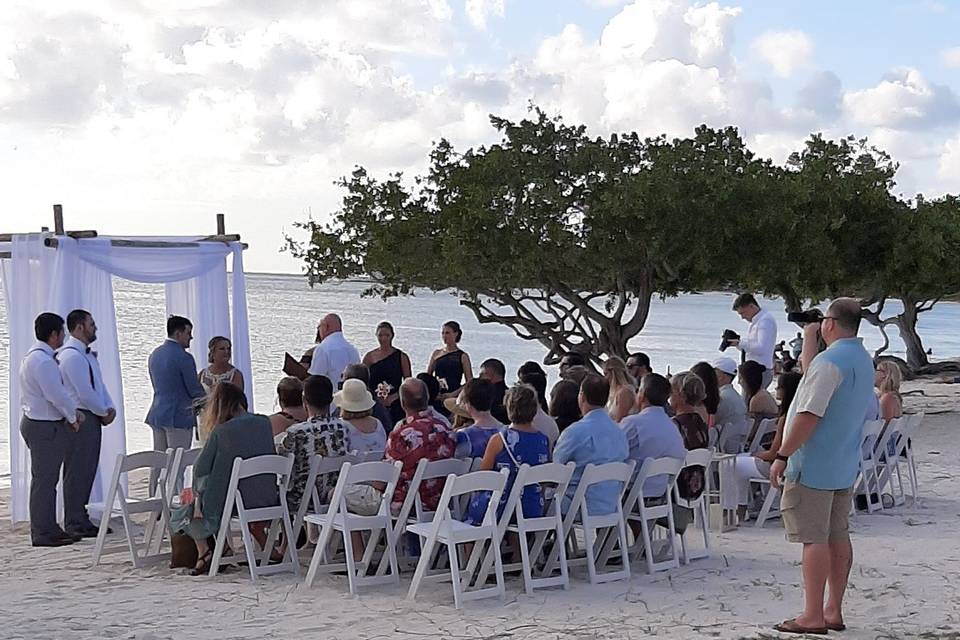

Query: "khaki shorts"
left=780, top=481, right=852, bottom=544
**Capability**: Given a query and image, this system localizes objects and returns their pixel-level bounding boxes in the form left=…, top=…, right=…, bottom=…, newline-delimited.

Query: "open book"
left=283, top=352, right=310, bottom=380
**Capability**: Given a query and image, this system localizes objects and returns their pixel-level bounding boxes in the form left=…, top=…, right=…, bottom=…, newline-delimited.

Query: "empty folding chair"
left=208, top=454, right=299, bottom=582
left=674, top=449, right=712, bottom=564
left=406, top=469, right=510, bottom=609
left=90, top=450, right=174, bottom=568
left=853, top=419, right=885, bottom=513
left=874, top=417, right=907, bottom=505
left=623, top=457, right=682, bottom=574
left=304, top=460, right=403, bottom=594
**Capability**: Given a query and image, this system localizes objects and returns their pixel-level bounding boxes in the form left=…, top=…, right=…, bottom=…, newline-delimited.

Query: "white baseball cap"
left=713, top=357, right=739, bottom=376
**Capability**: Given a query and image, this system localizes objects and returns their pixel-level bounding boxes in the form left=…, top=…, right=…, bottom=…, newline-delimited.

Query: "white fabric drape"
left=2, top=234, right=252, bottom=524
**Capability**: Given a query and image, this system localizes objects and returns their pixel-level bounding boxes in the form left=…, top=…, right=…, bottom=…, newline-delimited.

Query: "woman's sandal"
left=773, top=619, right=828, bottom=635
left=190, top=549, right=214, bottom=576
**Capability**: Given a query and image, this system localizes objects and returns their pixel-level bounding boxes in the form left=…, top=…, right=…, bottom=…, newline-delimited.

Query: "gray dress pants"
left=20, top=416, right=70, bottom=542
left=63, top=409, right=102, bottom=530
left=149, top=426, right=194, bottom=494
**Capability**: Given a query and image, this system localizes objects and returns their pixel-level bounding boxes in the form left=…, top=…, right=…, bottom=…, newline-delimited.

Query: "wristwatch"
left=775, top=453, right=789, bottom=463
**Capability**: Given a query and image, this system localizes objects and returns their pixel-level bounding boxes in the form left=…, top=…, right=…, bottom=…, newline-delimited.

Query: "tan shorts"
left=780, top=481, right=852, bottom=544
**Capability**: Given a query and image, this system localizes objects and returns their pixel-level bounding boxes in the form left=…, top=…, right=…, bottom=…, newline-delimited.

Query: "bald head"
left=399, top=378, right=429, bottom=415
left=319, top=313, right=343, bottom=339
left=824, top=297, right=862, bottom=342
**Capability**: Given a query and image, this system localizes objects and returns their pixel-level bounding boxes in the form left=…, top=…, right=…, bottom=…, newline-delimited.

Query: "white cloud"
left=843, top=67, right=960, bottom=129
left=751, top=30, right=814, bottom=77
left=465, top=0, right=506, bottom=29
left=942, top=46, right=960, bottom=69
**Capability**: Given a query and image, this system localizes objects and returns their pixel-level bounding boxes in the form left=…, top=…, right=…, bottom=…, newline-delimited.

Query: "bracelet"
left=775, top=453, right=789, bottom=463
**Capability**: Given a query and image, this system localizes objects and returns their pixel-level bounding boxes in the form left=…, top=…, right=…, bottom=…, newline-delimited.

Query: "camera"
left=719, top=328, right=740, bottom=352
left=787, top=308, right=823, bottom=325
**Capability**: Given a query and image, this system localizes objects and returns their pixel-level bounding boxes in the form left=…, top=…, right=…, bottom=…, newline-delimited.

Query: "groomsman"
left=19, top=313, right=84, bottom=546
left=59, top=309, right=116, bottom=537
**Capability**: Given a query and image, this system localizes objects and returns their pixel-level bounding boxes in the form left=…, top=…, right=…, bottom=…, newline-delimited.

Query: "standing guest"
left=625, top=352, right=653, bottom=382
left=19, top=313, right=84, bottom=547
left=467, top=384, right=550, bottom=524
left=198, top=336, right=244, bottom=395
left=549, top=379, right=582, bottom=433
left=734, top=371, right=801, bottom=520
left=416, top=372, right=452, bottom=428
left=307, top=314, right=360, bottom=388
left=479, top=358, right=509, bottom=423
left=268, top=377, right=308, bottom=438
left=334, top=378, right=387, bottom=457
left=603, top=356, right=637, bottom=423
left=58, top=310, right=117, bottom=538
left=384, top=379, right=456, bottom=514
left=518, top=367, right=560, bottom=450
left=558, top=352, right=587, bottom=378
left=146, top=315, right=206, bottom=488
left=741, top=360, right=779, bottom=419
left=690, top=361, right=720, bottom=427
left=276, top=375, right=350, bottom=518
left=172, top=383, right=278, bottom=576
left=669, top=372, right=710, bottom=501
left=449, top=379, right=504, bottom=459
left=427, top=321, right=473, bottom=406
left=619, top=373, right=687, bottom=499
left=729, top=293, right=778, bottom=390
left=769, top=298, right=875, bottom=635
left=553, top=375, right=629, bottom=516
left=363, top=321, right=412, bottom=427
left=343, top=363, right=396, bottom=434
left=713, top=356, right=748, bottom=447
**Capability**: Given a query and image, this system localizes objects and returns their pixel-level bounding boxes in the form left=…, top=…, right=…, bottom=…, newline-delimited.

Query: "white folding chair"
left=352, top=450, right=385, bottom=463
left=304, top=461, right=403, bottom=594
left=874, top=417, right=907, bottom=505
left=473, top=461, right=576, bottom=594
left=208, top=454, right=299, bottom=583
left=751, top=479, right=780, bottom=528
left=546, top=461, right=635, bottom=584
left=717, top=418, right=751, bottom=454
left=853, top=419, right=886, bottom=513
left=901, top=413, right=923, bottom=502
left=291, top=453, right=356, bottom=546
left=674, top=449, right=712, bottom=564
left=622, top=457, right=682, bottom=574
left=747, top=418, right=777, bottom=454
left=90, top=450, right=174, bottom=568
left=407, top=469, right=510, bottom=609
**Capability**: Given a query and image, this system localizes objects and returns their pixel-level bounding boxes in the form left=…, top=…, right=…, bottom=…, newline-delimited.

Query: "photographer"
left=728, top=293, right=777, bottom=389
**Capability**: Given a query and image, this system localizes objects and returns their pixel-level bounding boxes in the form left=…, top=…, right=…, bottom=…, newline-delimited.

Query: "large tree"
left=286, top=110, right=769, bottom=363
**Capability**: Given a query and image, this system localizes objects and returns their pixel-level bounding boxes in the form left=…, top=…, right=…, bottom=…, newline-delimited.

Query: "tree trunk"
left=896, top=299, right=930, bottom=370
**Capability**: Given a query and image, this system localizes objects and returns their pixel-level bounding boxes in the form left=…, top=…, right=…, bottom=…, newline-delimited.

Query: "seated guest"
left=334, top=378, right=387, bottom=457
left=416, top=371, right=452, bottom=428
left=276, top=375, right=350, bottom=517
left=268, top=377, right=307, bottom=437
left=343, top=363, right=395, bottom=433
left=384, top=379, right=456, bottom=514
left=713, top=357, right=748, bottom=451
left=735, top=371, right=801, bottom=520
left=449, top=379, right=504, bottom=458
left=669, top=372, right=710, bottom=500
left=171, top=383, right=276, bottom=575
left=740, top=360, right=779, bottom=419
left=876, top=361, right=903, bottom=421
left=553, top=375, right=629, bottom=516
left=690, top=361, right=720, bottom=427
left=558, top=351, right=587, bottom=378
left=603, top=356, right=637, bottom=423
left=619, top=374, right=687, bottom=499
left=625, top=352, right=652, bottom=382
left=479, top=358, right=509, bottom=423
left=549, top=379, right=582, bottom=433
left=198, top=336, right=244, bottom=395
left=467, top=384, right=550, bottom=523
left=561, top=364, right=591, bottom=385
left=518, top=367, right=560, bottom=449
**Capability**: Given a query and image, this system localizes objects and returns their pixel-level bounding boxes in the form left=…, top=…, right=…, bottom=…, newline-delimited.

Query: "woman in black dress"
left=362, top=321, right=412, bottom=426
left=427, top=320, right=473, bottom=414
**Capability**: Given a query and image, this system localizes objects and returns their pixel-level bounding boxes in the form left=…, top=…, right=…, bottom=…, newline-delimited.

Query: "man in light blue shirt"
left=769, top=298, right=875, bottom=635
left=554, top=375, right=629, bottom=516
left=619, top=373, right=687, bottom=499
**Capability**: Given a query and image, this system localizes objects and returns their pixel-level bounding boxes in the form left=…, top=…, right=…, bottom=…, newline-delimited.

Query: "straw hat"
left=333, top=378, right=375, bottom=413
left=443, top=395, right=471, bottom=419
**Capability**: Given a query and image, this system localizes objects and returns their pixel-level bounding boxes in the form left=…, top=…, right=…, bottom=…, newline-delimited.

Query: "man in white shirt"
left=19, top=313, right=84, bottom=547
left=730, top=293, right=778, bottom=390
left=307, top=314, right=360, bottom=388
left=59, top=309, right=117, bottom=538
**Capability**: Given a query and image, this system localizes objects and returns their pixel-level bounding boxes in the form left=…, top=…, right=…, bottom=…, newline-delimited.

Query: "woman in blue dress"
left=466, top=384, right=549, bottom=524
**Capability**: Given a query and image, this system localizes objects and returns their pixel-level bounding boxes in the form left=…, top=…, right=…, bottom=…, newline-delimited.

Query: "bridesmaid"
left=362, top=321, right=412, bottom=426
left=427, top=321, right=473, bottom=412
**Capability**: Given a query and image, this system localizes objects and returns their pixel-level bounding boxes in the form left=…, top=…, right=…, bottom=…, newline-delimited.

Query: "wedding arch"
left=0, top=207, right=252, bottom=524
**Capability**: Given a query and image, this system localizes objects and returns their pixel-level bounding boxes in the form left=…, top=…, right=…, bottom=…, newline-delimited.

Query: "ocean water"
left=2, top=273, right=959, bottom=479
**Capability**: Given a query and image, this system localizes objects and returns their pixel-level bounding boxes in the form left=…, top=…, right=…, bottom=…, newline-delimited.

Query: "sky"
left=1, top=0, right=959, bottom=274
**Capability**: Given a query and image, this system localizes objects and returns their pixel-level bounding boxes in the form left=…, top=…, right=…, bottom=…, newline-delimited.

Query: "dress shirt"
left=19, top=341, right=78, bottom=422
left=619, top=406, right=687, bottom=498
left=554, top=408, right=629, bottom=516
left=738, top=308, right=778, bottom=370
left=59, top=336, right=114, bottom=417
left=307, top=331, right=361, bottom=385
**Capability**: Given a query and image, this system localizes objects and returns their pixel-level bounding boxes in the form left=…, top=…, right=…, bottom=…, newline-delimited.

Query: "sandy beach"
left=0, top=379, right=957, bottom=640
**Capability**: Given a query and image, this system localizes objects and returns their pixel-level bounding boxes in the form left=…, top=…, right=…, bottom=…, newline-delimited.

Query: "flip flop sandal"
left=825, top=622, right=846, bottom=632
left=190, top=549, right=214, bottom=576
left=774, top=619, right=828, bottom=635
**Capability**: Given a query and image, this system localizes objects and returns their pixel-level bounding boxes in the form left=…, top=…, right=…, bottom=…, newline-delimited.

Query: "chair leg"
left=209, top=501, right=235, bottom=578
left=343, top=529, right=358, bottom=595
left=305, top=521, right=336, bottom=587
left=407, top=536, right=436, bottom=601
left=448, top=542, right=464, bottom=609
left=582, top=525, right=597, bottom=583
left=638, top=515, right=654, bottom=574
left=237, top=514, right=259, bottom=583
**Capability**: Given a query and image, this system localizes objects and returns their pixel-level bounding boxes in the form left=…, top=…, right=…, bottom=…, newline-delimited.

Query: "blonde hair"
left=207, top=336, right=231, bottom=364
left=199, top=382, right=247, bottom=443
left=603, top=356, right=636, bottom=392
left=877, top=361, right=902, bottom=396
left=670, top=371, right=706, bottom=407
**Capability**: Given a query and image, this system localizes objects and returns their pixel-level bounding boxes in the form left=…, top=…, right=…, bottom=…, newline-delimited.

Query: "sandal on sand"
left=190, top=549, right=214, bottom=576
left=825, top=622, right=846, bottom=632
left=774, top=619, right=828, bottom=635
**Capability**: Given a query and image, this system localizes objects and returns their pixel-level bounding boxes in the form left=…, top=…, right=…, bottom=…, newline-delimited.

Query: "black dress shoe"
left=58, top=530, right=82, bottom=543
left=67, top=524, right=110, bottom=538
left=32, top=536, right=74, bottom=547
